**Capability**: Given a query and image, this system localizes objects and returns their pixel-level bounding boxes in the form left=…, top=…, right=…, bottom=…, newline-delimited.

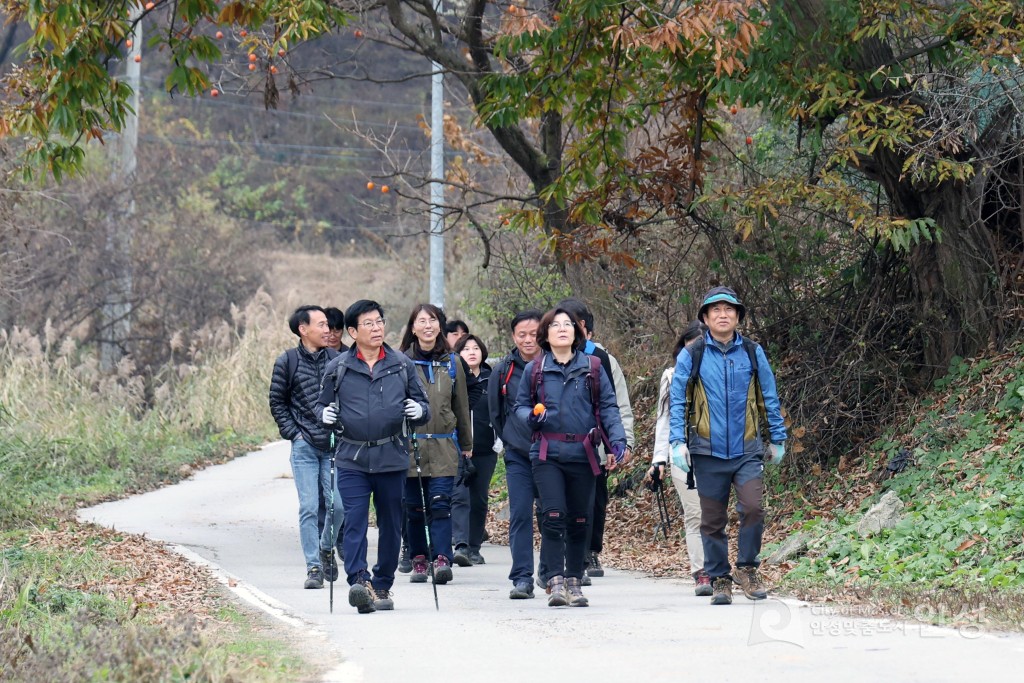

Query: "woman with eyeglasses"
left=399, top=303, right=474, bottom=585
left=514, top=307, right=627, bottom=607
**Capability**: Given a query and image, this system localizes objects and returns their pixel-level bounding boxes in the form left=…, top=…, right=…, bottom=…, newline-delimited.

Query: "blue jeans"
left=504, top=448, right=536, bottom=584
left=692, top=452, right=765, bottom=579
left=290, top=438, right=345, bottom=570
left=336, top=468, right=405, bottom=591
left=405, top=475, right=454, bottom=561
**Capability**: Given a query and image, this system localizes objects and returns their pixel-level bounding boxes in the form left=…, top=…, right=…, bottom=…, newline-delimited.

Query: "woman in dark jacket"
left=400, top=303, right=474, bottom=585
left=515, top=307, right=627, bottom=607
left=452, top=334, right=500, bottom=565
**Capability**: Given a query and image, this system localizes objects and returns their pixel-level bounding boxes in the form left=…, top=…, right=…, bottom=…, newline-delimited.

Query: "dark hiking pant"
left=692, top=451, right=765, bottom=579
left=533, top=459, right=596, bottom=582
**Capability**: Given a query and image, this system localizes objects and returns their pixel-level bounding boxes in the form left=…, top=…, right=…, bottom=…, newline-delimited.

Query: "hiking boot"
left=320, top=549, right=339, bottom=583
left=694, top=569, right=713, bottom=597
left=546, top=576, right=567, bottom=607
left=581, top=570, right=592, bottom=586
left=482, top=527, right=491, bottom=542
left=398, top=543, right=412, bottom=573
left=410, top=555, right=429, bottom=583
left=304, top=566, right=324, bottom=589
left=372, top=586, right=394, bottom=611
left=348, top=578, right=376, bottom=614
left=433, top=555, right=453, bottom=584
left=565, top=577, right=589, bottom=607
left=586, top=552, right=605, bottom=577
left=711, top=576, right=733, bottom=605
left=453, top=546, right=473, bottom=567
left=468, top=549, right=486, bottom=565
left=734, top=566, right=768, bottom=600
left=510, top=580, right=535, bottom=600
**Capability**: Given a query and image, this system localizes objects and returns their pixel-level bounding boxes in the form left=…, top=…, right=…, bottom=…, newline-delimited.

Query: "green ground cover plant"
left=769, top=342, right=1024, bottom=629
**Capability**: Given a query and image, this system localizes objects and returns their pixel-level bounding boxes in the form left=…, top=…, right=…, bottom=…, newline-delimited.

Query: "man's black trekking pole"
left=328, top=424, right=337, bottom=613
left=406, top=419, right=439, bottom=610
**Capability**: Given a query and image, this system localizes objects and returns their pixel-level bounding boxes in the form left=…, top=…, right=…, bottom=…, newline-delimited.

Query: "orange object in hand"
left=533, top=403, right=545, bottom=416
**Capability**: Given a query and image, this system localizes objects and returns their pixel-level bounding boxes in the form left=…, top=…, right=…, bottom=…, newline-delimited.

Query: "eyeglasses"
left=413, top=318, right=438, bottom=326
left=549, top=321, right=575, bottom=329
left=358, top=318, right=386, bottom=329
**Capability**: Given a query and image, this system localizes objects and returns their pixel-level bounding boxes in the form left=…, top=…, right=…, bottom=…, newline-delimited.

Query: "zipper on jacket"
left=725, top=355, right=733, bottom=458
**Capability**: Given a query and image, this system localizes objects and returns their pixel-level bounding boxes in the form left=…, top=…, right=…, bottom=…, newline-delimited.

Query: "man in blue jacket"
left=317, top=300, right=431, bottom=614
left=669, top=286, right=787, bottom=605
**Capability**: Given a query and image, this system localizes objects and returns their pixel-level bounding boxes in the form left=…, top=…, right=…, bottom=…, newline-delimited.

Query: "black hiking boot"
left=581, top=569, right=592, bottom=586
left=453, top=546, right=473, bottom=567
left=304, top=566, right=324, bottom=589
left=468, top=549, right=485, bottom=565
left=711, top=576, right=733, bottom=605
left=734, top=566, right=768, bottom=600
left=348, top=577, right=376, bottom=614
left=398, top=542, right=412, bottom=573
left=546, top=576, right=567, bottom=607
left=586, top=551, right=605, bottom=577
left=565, top=577, right=589, bottom=607
left=320, top=549, right=339, bottom=583
left=510, top=580, right=535, bottom=600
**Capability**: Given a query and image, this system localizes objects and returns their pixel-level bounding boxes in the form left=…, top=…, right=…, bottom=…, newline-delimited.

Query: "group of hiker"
left=267, top=287, right=787, bottom=614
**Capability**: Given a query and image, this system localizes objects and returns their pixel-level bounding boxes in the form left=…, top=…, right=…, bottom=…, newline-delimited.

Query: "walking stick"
left=329, top=429, right=336, bottom=613
left=646, top=466, right=673, bottom=541
left=406, top=419, right=439, bottom=610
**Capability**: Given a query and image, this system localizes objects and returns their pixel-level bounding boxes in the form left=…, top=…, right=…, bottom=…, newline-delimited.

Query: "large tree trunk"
left=867, top=148, right=999, bottom=378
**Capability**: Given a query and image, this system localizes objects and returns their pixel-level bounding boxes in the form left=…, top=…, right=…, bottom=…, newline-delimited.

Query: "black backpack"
left=680, top=337, right=769, bottom=487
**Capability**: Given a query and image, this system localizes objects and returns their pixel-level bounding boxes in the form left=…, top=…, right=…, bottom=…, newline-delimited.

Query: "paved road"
left=80, top=441, right=1021, bottom=682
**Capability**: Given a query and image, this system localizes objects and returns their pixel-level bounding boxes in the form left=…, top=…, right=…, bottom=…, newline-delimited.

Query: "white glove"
left=671, top=442, right=690, bottom=473
left=403, top=398, right=424, bottom=420
left=322, top=402, right=338, bottom=425
left=492, top=436, right=504, bottom=454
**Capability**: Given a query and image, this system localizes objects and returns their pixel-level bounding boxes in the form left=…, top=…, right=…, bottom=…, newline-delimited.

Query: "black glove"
left=457, top=455, right=477, bottom=487
left=644, top=464, right=663, bottom=492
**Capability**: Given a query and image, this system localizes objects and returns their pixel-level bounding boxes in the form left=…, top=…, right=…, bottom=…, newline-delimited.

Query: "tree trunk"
left=869, top=150, right=998, bottom=377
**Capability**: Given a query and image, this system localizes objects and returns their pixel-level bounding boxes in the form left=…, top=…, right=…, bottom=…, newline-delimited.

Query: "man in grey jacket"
left=317, top=300, right=431, bottom=614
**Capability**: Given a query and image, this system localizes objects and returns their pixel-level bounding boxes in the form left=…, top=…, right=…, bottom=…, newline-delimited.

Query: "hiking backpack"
left=529, top=354, right=613, bottom=475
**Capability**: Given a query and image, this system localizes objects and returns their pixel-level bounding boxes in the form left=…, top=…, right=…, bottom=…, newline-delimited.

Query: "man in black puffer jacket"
left=268, top=305, right=342, bottom=590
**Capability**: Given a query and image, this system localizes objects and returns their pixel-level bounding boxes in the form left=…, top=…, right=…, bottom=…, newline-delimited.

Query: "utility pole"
left=100, top=7, right=141, bottom=371
left=428, top=0, right=445, bottom=309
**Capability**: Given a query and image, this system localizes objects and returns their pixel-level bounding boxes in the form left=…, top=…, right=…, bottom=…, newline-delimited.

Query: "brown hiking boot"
left=711, top=576, right=733, bottom=605
left=546, top=575, right=567, bottom=607
left=565, top=577, right=589, bottom=607
left=734, top=566, right=768, bottom=600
